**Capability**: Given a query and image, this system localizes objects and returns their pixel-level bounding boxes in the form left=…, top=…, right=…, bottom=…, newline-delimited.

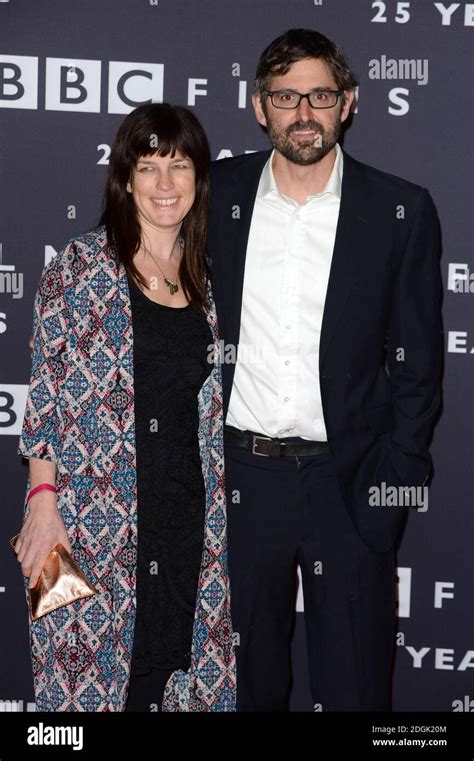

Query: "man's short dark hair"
left=254, top=28, right=359, bottom=101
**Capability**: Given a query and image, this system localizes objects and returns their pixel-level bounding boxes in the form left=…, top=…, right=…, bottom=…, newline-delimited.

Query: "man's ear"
left=340, top=89, right=356, bottom=124
left=252, top=92, right=268, bottom=129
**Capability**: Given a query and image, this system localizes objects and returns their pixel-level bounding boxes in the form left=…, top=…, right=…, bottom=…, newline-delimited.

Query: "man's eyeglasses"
left=264, top=89, right=344, bottom=110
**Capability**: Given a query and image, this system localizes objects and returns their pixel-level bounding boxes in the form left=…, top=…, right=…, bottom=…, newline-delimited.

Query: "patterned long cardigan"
left=17, top=225, right=236, bottom=712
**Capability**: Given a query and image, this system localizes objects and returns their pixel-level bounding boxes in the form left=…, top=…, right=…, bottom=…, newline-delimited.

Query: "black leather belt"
left=224, top=425, right=330, bottom=457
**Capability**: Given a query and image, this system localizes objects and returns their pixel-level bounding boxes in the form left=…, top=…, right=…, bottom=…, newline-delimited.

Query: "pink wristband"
left=27, top=483, right=57, bottom=504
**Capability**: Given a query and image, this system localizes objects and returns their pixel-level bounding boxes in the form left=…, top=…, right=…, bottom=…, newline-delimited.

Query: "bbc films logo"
left=0, top=57, right=165, bottom=113
left=0, top=55, right=249, bottom=114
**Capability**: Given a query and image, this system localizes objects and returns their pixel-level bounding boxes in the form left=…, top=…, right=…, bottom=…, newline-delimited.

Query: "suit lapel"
left=319, top=150, right=371, bottom=365
left=222, top=151, right=271, bottom=352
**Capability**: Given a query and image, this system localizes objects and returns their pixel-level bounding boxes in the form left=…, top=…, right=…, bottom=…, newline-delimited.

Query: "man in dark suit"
left=207, top=28, right=442, bottom=711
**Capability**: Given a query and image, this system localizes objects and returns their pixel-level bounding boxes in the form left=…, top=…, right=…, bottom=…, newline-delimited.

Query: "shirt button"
left=284, top=396, right=290, bottom=403
left=284, top=360, right=290, bottom=366
left=295, top=214, right=300, bottom=220
left=286, top=325, right=291, bottom=330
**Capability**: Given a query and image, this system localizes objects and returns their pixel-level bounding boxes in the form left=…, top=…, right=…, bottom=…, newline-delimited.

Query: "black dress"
left=127, top=273, right=213, bottom=676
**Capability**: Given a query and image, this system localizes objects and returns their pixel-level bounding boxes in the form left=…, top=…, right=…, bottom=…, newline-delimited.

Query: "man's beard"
left=265, top=111, right=342, bottom=166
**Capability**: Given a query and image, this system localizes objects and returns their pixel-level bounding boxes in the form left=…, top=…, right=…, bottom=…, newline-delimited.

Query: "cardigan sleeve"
left=17, top=246, right=72, bottom=463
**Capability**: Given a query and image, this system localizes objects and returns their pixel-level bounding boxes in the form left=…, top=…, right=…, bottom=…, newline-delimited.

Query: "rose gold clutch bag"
left=9, top=533, right=98, bottom=621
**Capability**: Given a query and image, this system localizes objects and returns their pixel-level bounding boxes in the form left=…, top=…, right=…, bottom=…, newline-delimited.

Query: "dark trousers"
left=224, top=445, right=397, bottom=712
left=125, top=668, right=174, bottom=712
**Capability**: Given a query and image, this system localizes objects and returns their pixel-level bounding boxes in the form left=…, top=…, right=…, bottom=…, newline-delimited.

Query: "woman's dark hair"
left=99, top=102, right=211, bottom=310
left=253, top=28, right=359, bottom=106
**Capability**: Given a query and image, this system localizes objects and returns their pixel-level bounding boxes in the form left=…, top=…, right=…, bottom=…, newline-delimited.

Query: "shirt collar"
left=259, top=142, right=343, bottom=204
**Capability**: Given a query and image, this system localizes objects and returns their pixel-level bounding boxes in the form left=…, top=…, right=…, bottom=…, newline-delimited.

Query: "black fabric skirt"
left=125, top=667, right=175, bottom=712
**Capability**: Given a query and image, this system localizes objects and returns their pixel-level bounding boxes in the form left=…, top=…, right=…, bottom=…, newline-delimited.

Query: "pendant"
left=164, top=277, right=178, bottom=295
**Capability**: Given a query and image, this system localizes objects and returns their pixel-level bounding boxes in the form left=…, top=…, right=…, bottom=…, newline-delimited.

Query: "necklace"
left=143, top=235, right=184, bottom=295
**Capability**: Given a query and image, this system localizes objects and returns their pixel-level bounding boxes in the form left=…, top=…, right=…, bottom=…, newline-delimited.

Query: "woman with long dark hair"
left=15, top=103, right=236, bottom=712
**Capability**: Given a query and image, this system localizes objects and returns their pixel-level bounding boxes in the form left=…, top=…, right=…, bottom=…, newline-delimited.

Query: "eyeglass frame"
left=263, top=88, right=345, bottom=110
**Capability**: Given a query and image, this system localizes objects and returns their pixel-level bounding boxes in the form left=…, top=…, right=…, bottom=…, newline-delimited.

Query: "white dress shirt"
left=225, top=142, right=343, bottom=441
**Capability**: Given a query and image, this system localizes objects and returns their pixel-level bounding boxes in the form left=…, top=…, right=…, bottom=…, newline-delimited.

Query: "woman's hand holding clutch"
left=13, top=492, right=72, bottom=589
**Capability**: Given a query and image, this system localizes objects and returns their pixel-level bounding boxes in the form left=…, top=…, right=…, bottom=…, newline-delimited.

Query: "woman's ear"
left=126, top=181, right=132, bottom=193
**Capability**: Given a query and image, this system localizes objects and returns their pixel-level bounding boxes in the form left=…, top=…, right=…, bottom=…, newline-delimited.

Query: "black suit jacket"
left=207, top=148, right=443, bottom=552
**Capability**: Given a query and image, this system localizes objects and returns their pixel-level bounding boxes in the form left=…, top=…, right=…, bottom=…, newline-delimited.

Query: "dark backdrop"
left=0, top=0, right=472, bottom=712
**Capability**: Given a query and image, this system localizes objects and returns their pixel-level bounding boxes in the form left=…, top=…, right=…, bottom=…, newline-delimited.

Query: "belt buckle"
left=252, top=434, right=272, bottom=456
